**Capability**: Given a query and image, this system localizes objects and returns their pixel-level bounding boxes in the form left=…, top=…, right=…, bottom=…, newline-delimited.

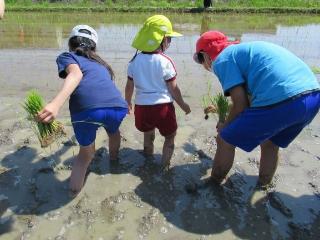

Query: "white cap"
left=69, top=25, right=98, bottom=45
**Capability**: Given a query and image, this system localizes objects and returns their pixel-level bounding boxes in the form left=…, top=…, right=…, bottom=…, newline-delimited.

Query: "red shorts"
left=134, top=103, right=177, bottom=136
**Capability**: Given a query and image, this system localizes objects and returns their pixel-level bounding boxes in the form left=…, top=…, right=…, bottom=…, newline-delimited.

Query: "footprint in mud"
left=101, top=191, right=143, bottom=223
left=308, top=182, right=320, bottom=199
left=267, top=192, right=293, bottom=218
left=138, top=208, right=161, bottom=238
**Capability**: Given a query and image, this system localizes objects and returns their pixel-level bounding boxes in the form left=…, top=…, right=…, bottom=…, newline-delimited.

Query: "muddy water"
left=0, top=12, right=320, bottom=240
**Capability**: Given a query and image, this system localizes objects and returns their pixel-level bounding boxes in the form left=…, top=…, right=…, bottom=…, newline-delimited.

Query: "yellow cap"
left=132, top=15, right=182, bottom=52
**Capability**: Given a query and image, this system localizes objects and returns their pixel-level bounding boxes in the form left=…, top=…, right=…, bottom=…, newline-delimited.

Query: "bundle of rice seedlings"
left=23, top=90, right=66, bottom=148
left=201, top=81, right=230, bottom=122
left=211, top=93, right=230, bottom=123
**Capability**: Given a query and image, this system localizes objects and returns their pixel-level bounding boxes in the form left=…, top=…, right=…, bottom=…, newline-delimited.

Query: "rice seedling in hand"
left=201, top=81, right=230, bottom=122
left=211, top=93, right=230, bottom=123
left=23, top=90, right=66, bottom=147
left=201, top=81, right=217, bottom=120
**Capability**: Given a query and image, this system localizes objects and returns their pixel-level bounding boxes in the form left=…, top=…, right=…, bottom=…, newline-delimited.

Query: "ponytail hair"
left=68, top=35, right=115, bottom=80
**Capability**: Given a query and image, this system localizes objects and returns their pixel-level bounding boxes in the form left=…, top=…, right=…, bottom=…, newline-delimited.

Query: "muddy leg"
left=162, top=131, right=176, bottom=170
left=69, top=143, right=95, bottom=193
left=211, top=134, right=235, bottom=183
left=108, top=130, right=121, bottom=161
left=258, top=140, right=279, bottom=186
left=144, top=129, right=155, bottom=157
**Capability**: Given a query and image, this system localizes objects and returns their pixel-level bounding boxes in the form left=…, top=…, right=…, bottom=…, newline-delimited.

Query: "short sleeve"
left=56, top=52, right=78, bottom=79
left=127, top=61, right=133, bottom=79
left=161, top=55, right=177, bottom=81
left=213, top=58, right=245, bottom=96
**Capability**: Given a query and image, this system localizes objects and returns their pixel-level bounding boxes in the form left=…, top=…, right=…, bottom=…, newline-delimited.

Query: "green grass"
left=5, top=0, right=320, bottom=12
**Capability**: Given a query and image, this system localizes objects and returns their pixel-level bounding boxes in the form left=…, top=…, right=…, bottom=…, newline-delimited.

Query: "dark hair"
left=129, top=49, right=139, bottom=63
left=160, top=36, right=171, bottom=52
left=68, top=35, right=115, bottom=80
left=196, top=52, right=205, bottom=64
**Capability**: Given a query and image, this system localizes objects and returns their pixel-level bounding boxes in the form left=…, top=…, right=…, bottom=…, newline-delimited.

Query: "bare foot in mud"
left=256, top=180, right=276, bottom=191
left=185, top=177, right=222, bottom=194
left=161, top=159, right=170, bottom=172
left=138, top=150, right=155, bottom=162
left=109, top=157, right=120, bottom=166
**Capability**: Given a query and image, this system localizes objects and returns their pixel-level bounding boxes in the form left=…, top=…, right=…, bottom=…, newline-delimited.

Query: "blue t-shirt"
left=212, top=41, right=320, bottom=107
left=56, top=52, right=128, bottom=114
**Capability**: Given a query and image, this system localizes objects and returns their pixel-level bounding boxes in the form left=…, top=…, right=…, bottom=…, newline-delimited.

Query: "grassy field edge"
left=5, top=6, right=320, bottom=14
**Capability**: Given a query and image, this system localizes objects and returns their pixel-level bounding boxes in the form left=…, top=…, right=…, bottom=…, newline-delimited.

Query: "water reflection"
left=242, top=24, right=320, bottom=65
left=1, top=12, right=319, bottom=65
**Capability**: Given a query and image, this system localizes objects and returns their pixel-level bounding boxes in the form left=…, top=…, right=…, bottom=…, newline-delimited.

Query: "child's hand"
left=182, top=102, right=191, bottom=115
left=204, top=105, right=216, bottom=114
left=37, top=102, right=59, bottom=123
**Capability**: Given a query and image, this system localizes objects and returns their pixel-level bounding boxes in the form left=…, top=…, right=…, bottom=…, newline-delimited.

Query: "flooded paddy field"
left=0, top=12, right=320, bottom=240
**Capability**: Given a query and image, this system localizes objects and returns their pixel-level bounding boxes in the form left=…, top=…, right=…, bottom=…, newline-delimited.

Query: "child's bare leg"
left=162, top=131, right=176, bottom=169
left=108, top=130, right=121, bottom=161
left=69, top=143, right=95, bottom=193
left=258, top=140, right=279, bottom=186
left=211, top=134, right=235, bottom=183
left=144, top=129, right=155, bottom=156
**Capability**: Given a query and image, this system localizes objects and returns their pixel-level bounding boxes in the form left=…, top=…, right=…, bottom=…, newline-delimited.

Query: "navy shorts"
left=71, top=107, right=128, bottom=146
left=220, top=91, right=320, bottom=152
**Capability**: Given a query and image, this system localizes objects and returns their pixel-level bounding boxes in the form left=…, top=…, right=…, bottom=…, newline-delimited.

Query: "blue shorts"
left=71, top=107, right=128, bottom=146
left=220, top=91, right=320, bottom=152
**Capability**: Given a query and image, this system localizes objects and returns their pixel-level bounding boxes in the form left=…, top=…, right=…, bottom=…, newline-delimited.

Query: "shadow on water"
left=1, top=143, right=319, bottom=239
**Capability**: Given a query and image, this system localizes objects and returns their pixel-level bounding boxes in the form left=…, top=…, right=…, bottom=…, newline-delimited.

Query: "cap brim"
left=166, top=31, right=183, bottom=38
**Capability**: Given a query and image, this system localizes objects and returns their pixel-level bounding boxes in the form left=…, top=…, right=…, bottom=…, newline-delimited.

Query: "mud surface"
left=1, top=12, right=320, bottom=240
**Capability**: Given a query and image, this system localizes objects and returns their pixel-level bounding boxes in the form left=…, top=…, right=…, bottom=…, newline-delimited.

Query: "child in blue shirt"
left=194, top=31, right=320, bottom=186
left=37, top=25, right=128, bottom=193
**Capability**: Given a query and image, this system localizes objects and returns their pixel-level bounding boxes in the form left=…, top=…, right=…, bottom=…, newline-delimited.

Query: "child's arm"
left=125, top=77, right=134, bottom=114
left=166, top=80, right=191, bottom=114
left=216, top=85, right=249, bottom=132
left=37, top=64, right=83, bottom=123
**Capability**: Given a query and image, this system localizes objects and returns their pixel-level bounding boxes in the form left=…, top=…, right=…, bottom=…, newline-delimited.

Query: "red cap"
left=194, top=31, right=240, bottom=62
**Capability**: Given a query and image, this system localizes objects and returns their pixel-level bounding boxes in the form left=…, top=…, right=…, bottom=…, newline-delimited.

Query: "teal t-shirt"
left=212, top=41, right=319, bottom=107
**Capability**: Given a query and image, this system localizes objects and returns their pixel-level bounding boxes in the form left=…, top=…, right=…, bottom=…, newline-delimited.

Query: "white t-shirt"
left=127, top=52, right=177, bottom=105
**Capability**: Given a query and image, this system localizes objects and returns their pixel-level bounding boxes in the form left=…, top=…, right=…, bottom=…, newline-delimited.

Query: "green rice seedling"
left=211, top=93, right=230, bottom=123
left=201, top=81, right=217, bottom=120
left=201, top=81, right=230, bottom=122
left=23, top=90, right=65, bottom=147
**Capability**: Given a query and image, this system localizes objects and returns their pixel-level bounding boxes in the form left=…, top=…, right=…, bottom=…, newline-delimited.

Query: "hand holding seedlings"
left=23, top=90, right=66, bottom=147
left=202, top=84, right=230, bottom=122
left=37, top=102, right=60, bottom=123
left=204, top=105, right=216, bottom=114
